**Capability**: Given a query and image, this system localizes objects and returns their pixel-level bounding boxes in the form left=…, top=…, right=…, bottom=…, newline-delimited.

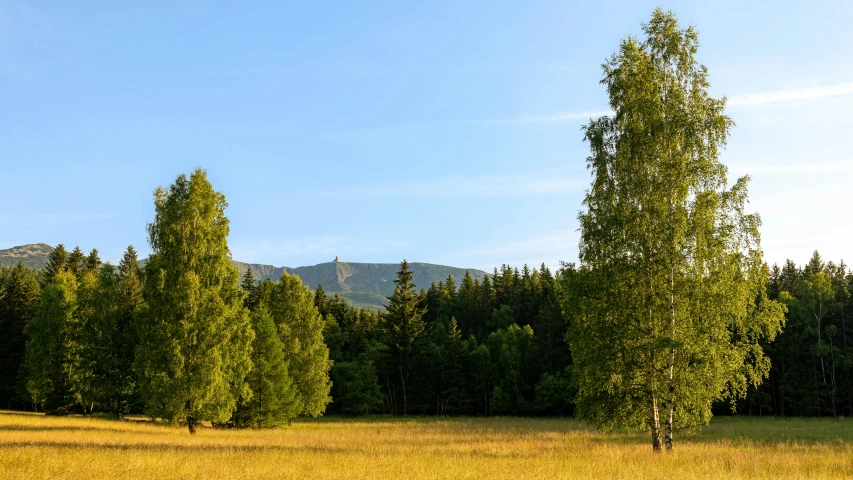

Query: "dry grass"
left=1, top=411, right=851, bottom=479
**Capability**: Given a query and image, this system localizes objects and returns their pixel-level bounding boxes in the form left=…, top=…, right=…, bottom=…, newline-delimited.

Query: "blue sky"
left=2, top=1, right=852, bottom=271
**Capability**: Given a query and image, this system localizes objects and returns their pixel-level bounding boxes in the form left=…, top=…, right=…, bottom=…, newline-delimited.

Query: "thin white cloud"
left=728, top=82, right=853, bottom=107
left=494, top=82, right=853, bottom=125
left=316, top=172, right=585, bottom=199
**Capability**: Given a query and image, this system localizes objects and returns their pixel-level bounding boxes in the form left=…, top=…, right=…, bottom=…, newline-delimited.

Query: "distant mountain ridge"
left=0, top=243, right=54, bottom=269
left=1, top=244, right=487, bottom=310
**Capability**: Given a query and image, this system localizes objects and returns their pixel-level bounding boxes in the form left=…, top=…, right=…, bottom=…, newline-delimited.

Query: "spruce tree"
left=241, top=269, right=257, bottom=312
left=43, top=244, right=68, bottom=285
left=0, top=263, right=40, bottom=408
left=134, top=168, right=253, bottom=433
left=314, top=284, right=328, bottom=318
left=84, top=248, right=101, bottom=273
left=381, top=260, right=426, bottom=415
left=115, top=245, right=143, bottom=413
left=66, top=246, right=85, bottom=279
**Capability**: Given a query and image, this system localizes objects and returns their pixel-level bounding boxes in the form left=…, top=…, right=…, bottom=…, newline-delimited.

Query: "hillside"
left=0, top=243, right=54, bottom=269
left=1, top=244, right=487, bottom=310
left=236, top=258, right=487, bottom=310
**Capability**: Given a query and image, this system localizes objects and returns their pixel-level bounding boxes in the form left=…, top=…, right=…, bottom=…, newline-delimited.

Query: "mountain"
left=235, top=258, right=487, bottom=310
left=0, top=243, right=54, bottom=269
left=1, top=244, right=487, bottom=310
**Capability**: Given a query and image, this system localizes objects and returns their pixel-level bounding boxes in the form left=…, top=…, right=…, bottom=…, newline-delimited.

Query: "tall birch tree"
left=134, top=168, right=253, bottom=433
left=567, top=8, right=785, bottom=452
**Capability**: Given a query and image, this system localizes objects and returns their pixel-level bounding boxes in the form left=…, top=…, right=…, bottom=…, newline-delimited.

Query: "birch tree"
left=134, top=168, right=253, bottom=433
left=567, top=8, right=785, bottom=452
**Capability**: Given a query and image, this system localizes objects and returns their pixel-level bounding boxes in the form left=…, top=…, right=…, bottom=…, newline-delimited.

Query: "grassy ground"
left=1, top=411, right=851, bottom=479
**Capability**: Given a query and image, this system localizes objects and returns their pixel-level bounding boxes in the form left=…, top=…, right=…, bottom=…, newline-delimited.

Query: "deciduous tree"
left=134, top=168, right=253, bottom=433
left=567, top=8, right=785, bottom=451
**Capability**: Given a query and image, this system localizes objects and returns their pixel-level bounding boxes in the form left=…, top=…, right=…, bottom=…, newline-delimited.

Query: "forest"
left=0, top=9, right=849, bottom=460
left=1, top=232, right=850, bottom=423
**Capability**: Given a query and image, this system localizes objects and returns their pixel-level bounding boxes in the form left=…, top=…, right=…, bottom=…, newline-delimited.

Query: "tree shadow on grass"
left=588, top=417, right=853, bottom=447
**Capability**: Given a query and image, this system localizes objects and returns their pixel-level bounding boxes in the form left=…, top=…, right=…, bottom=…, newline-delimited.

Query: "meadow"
left=1, top=411, right=851, bottom=479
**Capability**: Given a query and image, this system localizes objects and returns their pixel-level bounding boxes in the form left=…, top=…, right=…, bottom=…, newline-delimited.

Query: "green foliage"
left=331, top=355, right=384, bottom=415
left=78, top=263, right=140, bottom=416
left=567, top=8, right=785, bottom=449
left=84, top=249, right=101, bottom=273
left=266, top=271, right=332, bottom=419
left=66, top=246, right=85, bottom=280
left=235, top=306, right=297, bottom=427
left=534, top=368, right=574, bottom=415
left=133, top=168, right=253, bottom=432
left=745, top=252, right=853, bottom=417
left=381, top=260, right=427, bottom=415
left=488, top=324, right=535, bottom=415
left=43, top=244, right=68, bottom=285
left=26, top=270, right=80, bottom=413
left=0, top=263, right=40, bottom=408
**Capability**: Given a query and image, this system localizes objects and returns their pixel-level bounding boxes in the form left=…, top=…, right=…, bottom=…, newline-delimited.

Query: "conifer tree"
left=118, top=246, right=143, bottom=311
left=84, top=249, right=101, bottom=273
left=440, top=317, right=469, bottom=415
left=314, top=283, right=328, bottom=318
left=115, top=246, right=143, bottom=413
left=241, top=269, right=257, bottom=312
left=43, top=244, right=68, bottom=285
left=0, top=263, right=40, bottom=408
left=134, top=168, right=253, bottom=433
left=381, top=260, right=426, bottom=415
left=66, top=247, right=85, bottom=279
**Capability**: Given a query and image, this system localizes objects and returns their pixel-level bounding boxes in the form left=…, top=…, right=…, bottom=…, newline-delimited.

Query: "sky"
left=2, top=1, right=852, bottom=271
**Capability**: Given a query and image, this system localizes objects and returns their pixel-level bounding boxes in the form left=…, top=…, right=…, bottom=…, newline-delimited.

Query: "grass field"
left=1, top=411, right=851, bottom=479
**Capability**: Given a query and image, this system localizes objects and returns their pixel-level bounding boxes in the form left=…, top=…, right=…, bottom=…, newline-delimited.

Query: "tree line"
left=0, top=8, right=847, bottom=451
left=2, top=242, right=849, bottom=424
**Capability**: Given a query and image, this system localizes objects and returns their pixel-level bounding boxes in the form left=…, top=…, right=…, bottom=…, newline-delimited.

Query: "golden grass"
left=1, top=411, right=851, bottom=479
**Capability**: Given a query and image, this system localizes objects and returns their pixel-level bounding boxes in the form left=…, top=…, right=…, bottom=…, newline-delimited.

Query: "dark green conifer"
left=43, top=244, right=68, bottom=285
left=66, top=246, right=85, bottom=279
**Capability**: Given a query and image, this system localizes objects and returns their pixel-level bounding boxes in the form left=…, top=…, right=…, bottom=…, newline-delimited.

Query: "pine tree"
left=235, top=306, right=297, bottom=427
left=381, top=260, right=426, bottom=415
left=134, top=168, right=254, bottom=433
